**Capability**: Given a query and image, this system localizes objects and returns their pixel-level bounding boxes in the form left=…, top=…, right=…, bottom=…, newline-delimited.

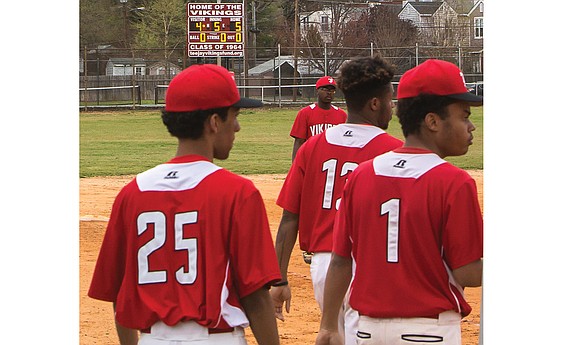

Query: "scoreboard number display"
left=187, top=3, right=245, bottom=57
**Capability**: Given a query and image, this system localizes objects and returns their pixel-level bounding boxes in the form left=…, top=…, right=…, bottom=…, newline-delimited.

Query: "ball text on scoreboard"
left=187, top=2, right=245, bottom=57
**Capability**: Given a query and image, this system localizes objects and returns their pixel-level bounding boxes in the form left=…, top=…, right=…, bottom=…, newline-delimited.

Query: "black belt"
left=140, top=327, right=234, bottom=334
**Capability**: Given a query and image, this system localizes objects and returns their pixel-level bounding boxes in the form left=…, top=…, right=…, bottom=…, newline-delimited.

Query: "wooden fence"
left=79, top=75, right=173, bottom=102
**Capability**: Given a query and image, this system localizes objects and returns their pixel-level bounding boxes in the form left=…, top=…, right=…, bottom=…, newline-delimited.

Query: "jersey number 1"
left=381, top=199, right=400, bottom=263
left=137, top=211, right=198, bottom=285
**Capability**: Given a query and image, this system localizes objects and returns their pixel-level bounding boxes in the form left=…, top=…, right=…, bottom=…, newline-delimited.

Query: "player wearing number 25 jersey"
left=89, top=158, right=280, bottom=330
left=89, top=64, right=281, bottom=345
left=316, top=59, right=483, bottom=345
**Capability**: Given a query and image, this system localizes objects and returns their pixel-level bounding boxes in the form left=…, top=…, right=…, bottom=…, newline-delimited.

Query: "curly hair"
left=337, top=56, right=395, bottom=112
left=161, top=107, right=229, bottom=140
left=395, top=94, right=455, bottom=137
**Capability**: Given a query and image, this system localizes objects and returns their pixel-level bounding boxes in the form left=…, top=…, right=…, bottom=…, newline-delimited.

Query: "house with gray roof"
left=105, top=58, right=147, bottom=76
left=399, top=0, right=483, bottom=46
left=246, top=56, right=328, bottom=98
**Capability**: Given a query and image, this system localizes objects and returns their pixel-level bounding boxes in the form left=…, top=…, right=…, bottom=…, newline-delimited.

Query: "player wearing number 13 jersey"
left=89, top=64, right=281, bottom=345
left=271, top=56, right=402, bottom=345
left=316, top=59, right=483, bottom=345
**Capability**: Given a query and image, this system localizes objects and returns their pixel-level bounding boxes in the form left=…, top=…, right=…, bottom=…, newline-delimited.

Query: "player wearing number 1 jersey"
left=271, top=56, right=402, bottom=345
left=316, top=59, right=484, bottom=345
left=89, top=64, right=281, bottom=345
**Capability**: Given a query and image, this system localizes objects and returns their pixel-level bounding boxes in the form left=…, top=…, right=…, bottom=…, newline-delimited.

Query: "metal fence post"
left=458, top=42, right=462, bottom=70
left=278, top=43, right=282, bottom=108
left=324, top=42, right=328, bottom=75
left=415, top=42, right=419, bottom=66
left=131, top=49, right=136, bottom=110
left=84, top=46, right=88, bottom=111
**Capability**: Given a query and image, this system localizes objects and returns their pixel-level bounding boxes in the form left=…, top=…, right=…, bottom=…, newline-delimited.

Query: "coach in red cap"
left=316, top=59, right=483, bottom=345
left=89, top=64, right=282, bottom=345
left=289, top=75, right=347, bottom=160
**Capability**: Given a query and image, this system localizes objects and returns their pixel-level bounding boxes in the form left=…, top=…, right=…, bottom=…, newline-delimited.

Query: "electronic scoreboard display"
left=187, top=3, right=245, bottom=57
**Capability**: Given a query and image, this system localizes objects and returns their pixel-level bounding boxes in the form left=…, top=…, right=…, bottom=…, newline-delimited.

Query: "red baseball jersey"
left=88, top=155, right=281, bottom=330
left=333, top=147, right=483, bottom=318
left=277, top=124, right=403, bottom=253
left=289, top=103, right=347, bottom=140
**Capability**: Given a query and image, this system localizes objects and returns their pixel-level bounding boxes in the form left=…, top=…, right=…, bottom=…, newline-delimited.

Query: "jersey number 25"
left=137, top=211, right=198, bottom=285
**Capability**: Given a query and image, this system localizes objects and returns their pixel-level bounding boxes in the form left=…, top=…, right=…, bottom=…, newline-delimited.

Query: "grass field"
left=79, top=106, right=483, bottom=177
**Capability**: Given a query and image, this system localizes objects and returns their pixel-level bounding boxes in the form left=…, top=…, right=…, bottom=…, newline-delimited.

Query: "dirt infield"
left=79, top=171, right=483, bottom=345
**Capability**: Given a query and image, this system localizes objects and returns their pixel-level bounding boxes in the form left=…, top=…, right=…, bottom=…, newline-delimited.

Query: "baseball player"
left=315, top=59, right=484, bottom=345
left=88, top=64, right=282, bottom=345
left=289, top=75, right=347, bottom=160
left=271, top=56, right=403, bottom=345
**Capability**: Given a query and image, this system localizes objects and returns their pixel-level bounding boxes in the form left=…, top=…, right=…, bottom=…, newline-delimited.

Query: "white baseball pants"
left=310, top=252, right=359, bottom=345
left=138, top=321, right=247, bottom=345
left=355, top=310, right=462, bottom=345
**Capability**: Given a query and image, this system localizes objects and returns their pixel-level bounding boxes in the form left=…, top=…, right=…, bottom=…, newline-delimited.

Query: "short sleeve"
left=290, top=108, right=308, bottom=139
left=276, top=146, right=307, bottom=214
left=443, top=177, right=483, bottom=270
left=230, top=185, right=281, bottom=298
left=332, top=176, right=354, bottom=258
left=88, top=186, right=131, bottom=302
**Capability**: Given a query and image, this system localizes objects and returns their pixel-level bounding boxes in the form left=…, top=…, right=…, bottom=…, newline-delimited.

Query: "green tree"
left=80, top=0, right=125, bottom=48
left=132, top=0, right=186, bottom=73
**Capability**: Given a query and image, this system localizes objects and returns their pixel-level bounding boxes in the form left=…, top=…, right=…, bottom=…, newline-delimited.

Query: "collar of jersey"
left=393, top=147, right=435, bottom=154
left=167, top=154, right=211, bottom=164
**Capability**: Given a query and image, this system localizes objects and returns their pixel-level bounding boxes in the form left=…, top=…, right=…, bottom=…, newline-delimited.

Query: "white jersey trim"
left=443, top=259, right=464, bottom=315
left=308, top=103, right=339, bottom=111
left=373, top=151, right=446, bottom=179
left=136, top=161, right=222, bottom=192
left=324, top=124, right=386, bottom=148
left=219, top=260, right=250, bottom=328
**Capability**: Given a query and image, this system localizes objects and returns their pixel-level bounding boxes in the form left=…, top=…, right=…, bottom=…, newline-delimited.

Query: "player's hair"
left=396, top=94, right=456, bottom=137
left=161, top=107, right=229, bottom=140
left=337, top=55, right=395, bottom=112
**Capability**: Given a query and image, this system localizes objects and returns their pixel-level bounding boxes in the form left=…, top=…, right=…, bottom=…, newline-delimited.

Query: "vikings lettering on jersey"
left=309, top=123, right=337, bottom=137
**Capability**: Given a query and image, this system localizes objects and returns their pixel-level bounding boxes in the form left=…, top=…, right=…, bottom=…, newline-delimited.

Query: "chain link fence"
left=79, top=44, right=483, bottom=109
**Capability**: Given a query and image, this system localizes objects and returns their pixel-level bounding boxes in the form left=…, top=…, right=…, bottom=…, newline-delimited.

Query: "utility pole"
left=251, top=1, right=257, bottom=67
left=217, top=0, right=221, bottom=67
left=292, top=0, right=299, bottom=102
left=120, top=0, right=129, bottom=48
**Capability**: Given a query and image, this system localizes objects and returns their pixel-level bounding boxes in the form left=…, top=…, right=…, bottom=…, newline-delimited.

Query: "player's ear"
left=424, top=112, right=441, bottom=132
left=207, top=113, right=220, bottom=133
left=368, top=97, right=380, bottom=111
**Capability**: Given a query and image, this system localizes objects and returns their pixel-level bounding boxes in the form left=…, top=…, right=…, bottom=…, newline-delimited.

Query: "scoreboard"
left=187, top=3, right=245, bottom=57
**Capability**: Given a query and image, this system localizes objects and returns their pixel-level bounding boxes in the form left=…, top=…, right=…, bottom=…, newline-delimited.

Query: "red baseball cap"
left=397, top=59, right=482, bottom=105
left=165, top=64, right=262, bottom=112
left=316, top=76, right=337, bottom=89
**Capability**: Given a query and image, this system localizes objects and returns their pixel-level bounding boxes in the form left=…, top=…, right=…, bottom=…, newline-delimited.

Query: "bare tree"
left=300, top=3, right=359, bottom=75
left=342, top=4, right=418, bottom=70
